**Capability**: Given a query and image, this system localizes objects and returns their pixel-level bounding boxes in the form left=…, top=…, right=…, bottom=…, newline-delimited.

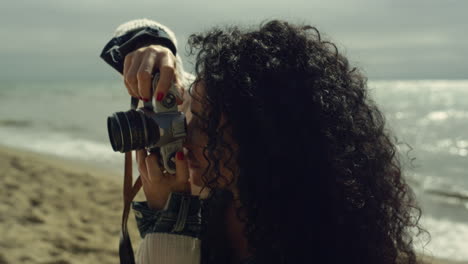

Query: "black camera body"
left=107, top=72, right=186, bottom=174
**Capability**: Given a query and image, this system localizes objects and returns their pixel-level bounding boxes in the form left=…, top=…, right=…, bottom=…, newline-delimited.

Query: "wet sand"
left=0, top=145, right=463, bottom=264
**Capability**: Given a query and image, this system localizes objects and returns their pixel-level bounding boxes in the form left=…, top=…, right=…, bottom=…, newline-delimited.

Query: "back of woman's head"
left=187, top=19, right=424, bottom=264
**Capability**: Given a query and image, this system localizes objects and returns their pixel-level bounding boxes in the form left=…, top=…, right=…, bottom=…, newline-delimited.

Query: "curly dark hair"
left=186, top=20, right=426, bottom=264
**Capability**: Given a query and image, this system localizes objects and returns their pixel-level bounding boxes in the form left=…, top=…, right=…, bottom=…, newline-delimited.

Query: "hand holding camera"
left=122, top=45, right=184, bottom=104
left=135, top=148, right=190, bottom=210
left=107, top=44, right=191, bottom=210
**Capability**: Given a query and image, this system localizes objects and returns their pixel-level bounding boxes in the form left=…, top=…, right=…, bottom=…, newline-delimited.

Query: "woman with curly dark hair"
left=101, top=18, right=425, bottom=264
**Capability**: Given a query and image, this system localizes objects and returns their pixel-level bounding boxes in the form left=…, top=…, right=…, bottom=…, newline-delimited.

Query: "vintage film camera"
left=106, top=72, right=186, bottom=174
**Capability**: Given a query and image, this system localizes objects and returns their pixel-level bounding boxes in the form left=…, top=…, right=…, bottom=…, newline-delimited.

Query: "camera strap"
left=119, top=151, right=142, bottom=264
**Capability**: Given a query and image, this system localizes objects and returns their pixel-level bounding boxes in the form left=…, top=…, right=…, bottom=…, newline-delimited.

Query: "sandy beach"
left=0, top=145, right=463, bottom=264
left=0, top=145, right=143, bottom=264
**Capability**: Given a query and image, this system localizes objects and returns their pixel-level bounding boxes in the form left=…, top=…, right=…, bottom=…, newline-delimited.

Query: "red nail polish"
left=176, top=151, right=184, bottom=160
left=156, top=92, right=164, bottom=101
left=143, top=98, right=149, bottom=102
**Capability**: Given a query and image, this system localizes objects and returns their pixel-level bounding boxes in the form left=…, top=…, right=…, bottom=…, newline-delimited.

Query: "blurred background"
left=0, top=0, right=467, bottom=262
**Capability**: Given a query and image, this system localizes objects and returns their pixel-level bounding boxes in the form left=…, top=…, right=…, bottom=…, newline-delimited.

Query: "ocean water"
left=368, top=80, right=468, bottom=261
left=0, top=80, right=127, bottom=172
left=1, top=79, right=468, bottom=261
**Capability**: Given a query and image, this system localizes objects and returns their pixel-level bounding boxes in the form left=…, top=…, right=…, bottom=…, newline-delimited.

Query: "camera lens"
left=107, top=109, right=160, bottom=153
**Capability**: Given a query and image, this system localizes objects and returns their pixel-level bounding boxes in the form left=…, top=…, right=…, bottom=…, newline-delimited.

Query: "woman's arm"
left=132, top=192, right=202, bottom=264
left=101, top=19, right=200, bottom=264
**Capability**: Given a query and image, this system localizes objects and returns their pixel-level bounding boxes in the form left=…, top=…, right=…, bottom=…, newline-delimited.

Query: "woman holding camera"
left=102, top=19, right=425, bottom=264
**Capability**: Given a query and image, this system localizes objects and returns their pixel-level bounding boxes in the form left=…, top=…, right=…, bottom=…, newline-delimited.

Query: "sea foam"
left=0, top=126, right=123, bottom=173
left=416, top=215, right=468, bottom=261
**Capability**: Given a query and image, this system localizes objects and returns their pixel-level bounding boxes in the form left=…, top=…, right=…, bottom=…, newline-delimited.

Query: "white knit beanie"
left=114, top=18, right=195, bottom=90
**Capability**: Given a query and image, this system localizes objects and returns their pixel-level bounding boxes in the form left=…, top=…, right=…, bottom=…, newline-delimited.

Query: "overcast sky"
left=1, top=0, right=466, bottom=81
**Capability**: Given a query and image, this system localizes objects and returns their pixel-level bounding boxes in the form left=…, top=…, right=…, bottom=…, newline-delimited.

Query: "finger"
left=178, top=89, right=191, bottom=114
left=123, top=54, right=139, bottom=98
left=136, top=149, right=147, bottom=166
left=137, top=149, right=155, bottom=203
left=175, top=151, right=190, bottom=192
left=136, top=149, right=148, bottom=176
left=176, top=97, right=183, bottom=105
left=137, top=51, right=157, bottom=101
left=155, top=52, right=176, bottom=102
left=123, top=53, right=133, bottom=77
left=145, top=153, right=164, bottom=183
left=124, top=79, right=135, bottom=97
left=175, top=89, right=184, bottom=106
left=125, top=51, right=144, bottom=98
left=173, top=72, right=184, bottom=105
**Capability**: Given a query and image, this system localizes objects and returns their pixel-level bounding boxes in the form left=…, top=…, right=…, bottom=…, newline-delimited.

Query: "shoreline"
left=0, top=144, right=123, bottom=178
left=0, top=145, right=463, bottom=264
